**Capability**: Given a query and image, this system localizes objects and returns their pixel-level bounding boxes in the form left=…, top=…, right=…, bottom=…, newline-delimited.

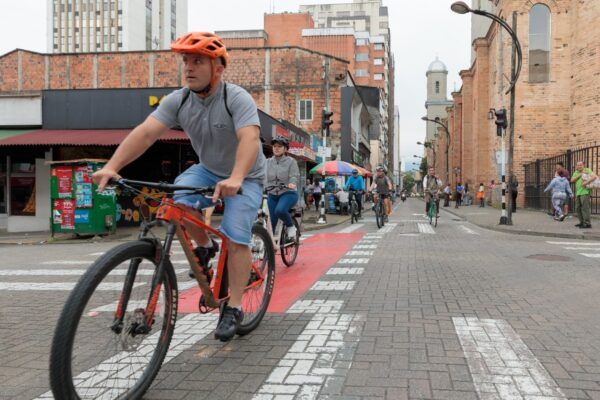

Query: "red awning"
left=0, top=129, right=189, bottom=146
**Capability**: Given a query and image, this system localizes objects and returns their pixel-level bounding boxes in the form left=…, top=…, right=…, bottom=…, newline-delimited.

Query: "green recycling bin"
left=49, top=159, right=117, bottom=236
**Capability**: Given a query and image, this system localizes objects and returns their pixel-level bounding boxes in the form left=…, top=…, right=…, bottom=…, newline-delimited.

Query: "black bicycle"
left=348, top=190, right=362, bottom=224
left=373, top=190, right=386, bottom=229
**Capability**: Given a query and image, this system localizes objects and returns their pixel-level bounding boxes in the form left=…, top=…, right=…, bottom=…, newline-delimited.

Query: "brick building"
left=441, top=0, right=600, bottom=206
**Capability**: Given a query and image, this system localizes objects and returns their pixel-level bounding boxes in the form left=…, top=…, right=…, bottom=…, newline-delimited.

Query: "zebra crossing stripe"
left=345, top=250, right=373, bottom=256
left=337, top=258, right=369, bottom=264
left=546, top=241, right=600, bottom=246
left=0, top=282, right=145, bottom=291
left=337, top=224, right=364, bottom=233
left=310, top=281, right=356, bottom=291
left=326, top=268, right=364, bottom=275
left=417, top=223, right=435, bottom=234
left=0, top=269, right=188, bottom=276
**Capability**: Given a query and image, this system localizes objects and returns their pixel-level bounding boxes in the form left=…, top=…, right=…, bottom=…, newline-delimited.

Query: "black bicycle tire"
left=237, top=224, right=275, bottom=335
left=350, top=201, right=356, bottom=224
left=376, top=202, right=383, bottom=228
left=434, top=203, right=438, bottom=227
left=280, top=218, right=300, bottom=267
left=49, top=241, right=177, bottom=400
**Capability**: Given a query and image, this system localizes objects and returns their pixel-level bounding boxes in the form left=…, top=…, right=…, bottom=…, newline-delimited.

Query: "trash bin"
left=49, top=159, right=117, bottom=236
left=326, top=193, right=337, bottom=214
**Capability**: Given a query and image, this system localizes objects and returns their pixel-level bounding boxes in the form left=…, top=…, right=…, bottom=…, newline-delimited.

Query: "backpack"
left=173, top=83, right=233, bottom=131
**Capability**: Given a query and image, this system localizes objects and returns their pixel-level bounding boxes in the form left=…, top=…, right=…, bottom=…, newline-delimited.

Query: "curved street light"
left=417, top=141, right=436, bottom=167
left=422, top=116, right=450, bottom=185
left=450, top=1, right=521, bottom=95
left=451, top=0, right=522, bottom=225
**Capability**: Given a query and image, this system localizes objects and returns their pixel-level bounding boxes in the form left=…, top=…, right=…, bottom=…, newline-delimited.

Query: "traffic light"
left=494, top=108, right=507, bottom=136
left=321, top=109, right=334, bottom=131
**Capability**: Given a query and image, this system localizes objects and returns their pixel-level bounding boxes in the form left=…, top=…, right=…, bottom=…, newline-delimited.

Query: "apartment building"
left=46, top=0, right=188, bottom=53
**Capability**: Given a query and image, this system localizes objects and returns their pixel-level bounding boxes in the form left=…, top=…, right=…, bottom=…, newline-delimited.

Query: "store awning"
left=0, top=129, right=188, bottom=146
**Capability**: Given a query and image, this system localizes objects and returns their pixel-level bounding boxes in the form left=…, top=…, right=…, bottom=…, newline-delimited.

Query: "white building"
left=424, top=57, right=453, bottom=142
left=46, top=0, right=188, bottom=53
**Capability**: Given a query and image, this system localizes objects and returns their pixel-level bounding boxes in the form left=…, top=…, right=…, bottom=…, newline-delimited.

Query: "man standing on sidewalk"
left=571, top=161, right=598, bottom=229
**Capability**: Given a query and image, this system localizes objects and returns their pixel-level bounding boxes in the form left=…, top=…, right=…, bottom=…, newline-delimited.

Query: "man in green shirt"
left=570, top=161, right=598, bottom=228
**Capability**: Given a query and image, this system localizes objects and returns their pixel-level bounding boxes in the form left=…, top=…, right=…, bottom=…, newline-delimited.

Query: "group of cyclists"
left=91, top=31, right=431, bottom=343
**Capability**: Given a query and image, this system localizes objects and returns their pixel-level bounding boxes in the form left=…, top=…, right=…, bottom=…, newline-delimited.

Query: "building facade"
left=46, top=0, right=188, bottom=53
left=444, top=0, right=600, bottom=207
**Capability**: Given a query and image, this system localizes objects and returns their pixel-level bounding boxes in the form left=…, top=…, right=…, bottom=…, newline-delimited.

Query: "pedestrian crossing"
left=546, top=240, right=600, bottom=259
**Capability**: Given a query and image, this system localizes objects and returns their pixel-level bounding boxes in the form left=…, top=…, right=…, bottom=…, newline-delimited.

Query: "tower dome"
left=427, top=56, right=447, bottom=72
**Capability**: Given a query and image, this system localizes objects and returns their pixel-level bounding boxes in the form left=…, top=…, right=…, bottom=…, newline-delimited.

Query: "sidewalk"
left=440, top=201, right=600, bottom=240
left=0, top=207, right=350, bottom=245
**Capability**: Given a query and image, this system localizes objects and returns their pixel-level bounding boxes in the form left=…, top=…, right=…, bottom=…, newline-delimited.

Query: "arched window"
left=435, top=81, right=440, bottom=94
left=529, top=4, right=551, bottom=83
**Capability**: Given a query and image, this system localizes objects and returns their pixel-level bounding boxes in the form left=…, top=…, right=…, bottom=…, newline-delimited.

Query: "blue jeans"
left=267, top=191, right=299, bottom=233
left=172, top=164, right=263, bottom=246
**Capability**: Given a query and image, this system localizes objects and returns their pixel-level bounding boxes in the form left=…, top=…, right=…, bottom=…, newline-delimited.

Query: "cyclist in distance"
left=344, top=168, right=365, bottom=217
left=266, top=136, right=300, bottom=240
left=92, top=32, right=265, bottom=342
left=423, top=166, right=443, bottom=216
left=370, top=165, right=393, bottom=220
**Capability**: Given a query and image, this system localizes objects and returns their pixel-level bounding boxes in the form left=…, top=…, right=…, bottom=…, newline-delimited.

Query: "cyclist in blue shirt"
left=344, top=169, right=365, bottom=217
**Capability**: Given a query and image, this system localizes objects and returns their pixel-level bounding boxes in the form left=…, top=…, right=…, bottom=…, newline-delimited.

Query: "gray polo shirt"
left=151, top=82, right=266, bottom=181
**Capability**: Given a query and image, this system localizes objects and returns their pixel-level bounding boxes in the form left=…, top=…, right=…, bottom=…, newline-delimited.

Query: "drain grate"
left=526, top=254, right=572, bottom=262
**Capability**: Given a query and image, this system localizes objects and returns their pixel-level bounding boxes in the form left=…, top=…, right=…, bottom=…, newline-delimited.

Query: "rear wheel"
left=280, top=218, right=301, bottom=267
left=237, top=224, right=275, bottom=335
left=49, top=241, right=177, bottom=400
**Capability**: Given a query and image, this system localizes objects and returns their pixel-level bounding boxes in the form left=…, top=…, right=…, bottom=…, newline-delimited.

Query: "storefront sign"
left=289, top=145, right=316, bottom=162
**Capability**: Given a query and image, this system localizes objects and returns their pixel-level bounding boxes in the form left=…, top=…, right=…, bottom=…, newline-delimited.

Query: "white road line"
left=286, top=300, right=345, bottom=314
left=326, top=268, right=364, bottom=275
left=35, top=314, right=218, bottom=400
left=417, top=223, right=436, bottom=234
left=563, top=247, right=600, bottom=250
left=0, top=282, right=144, bottom=291
left=0, top=269, right=188, bottom=276
left=352, top=244, right=377, bottom=249
left=253, top=311, right=363, bottom=400
left=337, top=224, right=364, bottom=233
left=580, top=253, right=600, bottom=258
left=378, top=223, right=397, bottom=233
left=459, top=225, right=479, bottom=235
left=546, top=241, right=600, bottom=246
left=345, top=250, right=373, bottom=256
left=453, top=317, right=566, bottom=399
left=337, top=258, right=369, bottom=264
left=88, top=252, right=105, bottom=256
left=310, top=281, right=356, bottom=291
left=41, top=259, right=190, bottom=265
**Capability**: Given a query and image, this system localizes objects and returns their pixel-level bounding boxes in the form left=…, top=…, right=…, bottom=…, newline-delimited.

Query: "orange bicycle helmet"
left=171, top=32, right=229, bottom=93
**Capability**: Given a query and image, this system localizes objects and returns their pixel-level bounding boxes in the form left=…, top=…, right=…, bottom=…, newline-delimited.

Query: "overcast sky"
left=0, top=0, right=471, bottom=171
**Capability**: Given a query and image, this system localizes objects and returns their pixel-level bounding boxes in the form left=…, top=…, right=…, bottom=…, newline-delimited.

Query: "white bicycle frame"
left=256, top=195, right=299, bottom=252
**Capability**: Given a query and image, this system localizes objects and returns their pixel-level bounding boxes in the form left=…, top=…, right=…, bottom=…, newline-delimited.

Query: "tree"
left=403, top=171, right=415, bottom=193
left=419, top=157, right=428, bottom=178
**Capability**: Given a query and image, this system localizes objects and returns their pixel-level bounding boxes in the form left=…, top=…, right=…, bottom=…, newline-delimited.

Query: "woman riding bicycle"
left=266, top=136, right=300, bottom=240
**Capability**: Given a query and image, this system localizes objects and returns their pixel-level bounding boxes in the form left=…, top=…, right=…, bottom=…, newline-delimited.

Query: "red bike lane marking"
left=177, top=232, right=363, bottom=314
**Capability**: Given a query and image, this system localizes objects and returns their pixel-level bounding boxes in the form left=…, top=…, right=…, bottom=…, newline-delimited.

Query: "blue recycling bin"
left=326, top=193, right=337, bottom=214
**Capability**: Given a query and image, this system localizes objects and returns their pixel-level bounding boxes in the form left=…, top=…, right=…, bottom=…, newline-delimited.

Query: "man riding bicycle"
left=370, top=165, right=393, bottom=221
left=344, top=168, right=365, bottom=217
left=266, top=136, right=300, bottom=240
left=423, top=166, right=442, bottom=216
left=93, top=32, right=264, bottom=342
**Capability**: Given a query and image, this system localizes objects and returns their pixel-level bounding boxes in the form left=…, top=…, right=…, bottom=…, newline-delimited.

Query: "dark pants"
left=312, top=193, right=322, bottom=210
left=576, top=194, right=591, bottom=225
left=511, top=192, right=517, bottom=212
left=349, top=191, right=362, bottom=215
left=267, top=191, right=299, bottom=233
left=443, top=193, right=450, bottom=207
left=455, top=193, right=462, bottom=208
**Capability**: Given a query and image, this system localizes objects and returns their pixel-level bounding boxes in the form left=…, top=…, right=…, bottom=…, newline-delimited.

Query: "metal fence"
left=524, top=145, right=600, bottom=214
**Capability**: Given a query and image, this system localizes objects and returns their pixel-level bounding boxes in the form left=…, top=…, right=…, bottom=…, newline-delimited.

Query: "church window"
left=435, top=81, right=440, bottom=94
left=529, top=4, right=551, bottom=83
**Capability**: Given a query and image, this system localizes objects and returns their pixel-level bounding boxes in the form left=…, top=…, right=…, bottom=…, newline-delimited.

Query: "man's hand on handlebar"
left=92, top=168, right=121, bottom=192
left=213, top=176, right=243, bottom=202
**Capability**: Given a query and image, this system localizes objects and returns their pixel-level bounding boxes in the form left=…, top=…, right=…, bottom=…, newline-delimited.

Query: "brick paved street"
left=1, top=198, right=600, bottom=399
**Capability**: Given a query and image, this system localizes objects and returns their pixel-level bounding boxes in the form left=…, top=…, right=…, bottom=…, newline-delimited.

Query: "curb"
left=441, top=206, right=600, bottom=241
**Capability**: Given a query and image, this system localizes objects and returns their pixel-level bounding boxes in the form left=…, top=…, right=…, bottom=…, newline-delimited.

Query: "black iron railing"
left=524, top=145, right=600, bottom=214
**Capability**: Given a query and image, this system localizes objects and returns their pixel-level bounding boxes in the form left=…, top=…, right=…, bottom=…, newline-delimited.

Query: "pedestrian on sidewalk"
left=443, top=184, right=451, bottom=207
left=311, top=177, right=323, bottom=212
left=544, top=169, right=573, bottom=221
left=510, top=174, right=518, bottom=213
left=477, top=183, right=485, bottom=207
left=455, top=182, right=464, bottom=208
left=463, top=182, right=470, bottom=206
left=557, top=162, right=570, bottom=217
left=302, top=179, right=313, bottom=211
left=571, top=161, right=598, bottom=228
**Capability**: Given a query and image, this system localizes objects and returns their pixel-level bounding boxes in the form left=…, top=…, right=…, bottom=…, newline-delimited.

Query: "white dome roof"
left=427, top=56, right=447, bottom=72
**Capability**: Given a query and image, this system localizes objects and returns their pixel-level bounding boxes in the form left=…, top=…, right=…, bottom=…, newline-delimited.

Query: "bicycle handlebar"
left=111, top=178, right=243, bottom=195
left=265, top=183, right=291, bottom=192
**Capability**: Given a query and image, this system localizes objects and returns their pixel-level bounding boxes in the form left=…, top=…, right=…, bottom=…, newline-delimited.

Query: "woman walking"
left=544, top=169, right=573, bottom=221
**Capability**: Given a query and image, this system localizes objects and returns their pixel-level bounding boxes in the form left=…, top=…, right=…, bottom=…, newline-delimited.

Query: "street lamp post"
left=422, top=116, right=450, bottom=186
left=451, top=1, right=522, bottom=225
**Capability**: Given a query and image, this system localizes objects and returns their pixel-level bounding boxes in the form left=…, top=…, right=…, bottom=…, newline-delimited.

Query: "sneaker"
left=581, top=224, right=592, bottom=229
left=189, top=239, right=219, bottom=279
left=286, top=225, right=297, bottom=242
left=575, top=223, right=583, bottom=227
left=214, top=304, right=243, bottom=342
left=559, top=215, right=566, bottom=222
left=554, top=216, right=561, bottom=221
left=384, top=215, right=389, bottom=222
